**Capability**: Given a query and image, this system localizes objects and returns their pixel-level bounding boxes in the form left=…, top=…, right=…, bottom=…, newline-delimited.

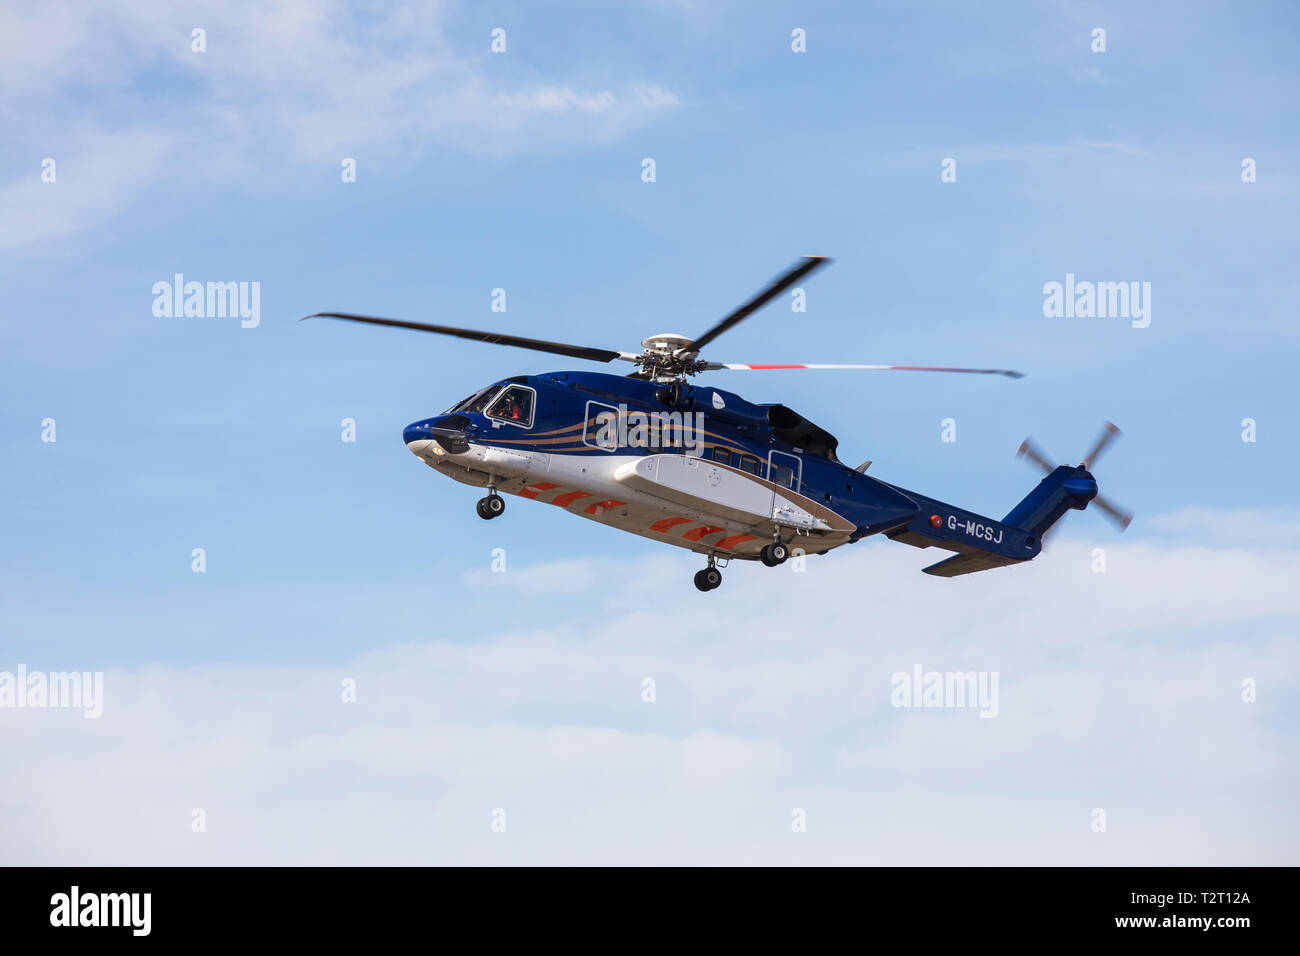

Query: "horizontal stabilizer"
left=922, top=551, right=1024, bottom=577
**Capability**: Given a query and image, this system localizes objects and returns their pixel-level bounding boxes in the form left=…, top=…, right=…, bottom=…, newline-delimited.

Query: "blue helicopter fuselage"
left=401, top=370, right=1048, bottom=571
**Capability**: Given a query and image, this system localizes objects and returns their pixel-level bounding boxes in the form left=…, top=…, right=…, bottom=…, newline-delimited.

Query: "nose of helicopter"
left=404, top=414, right=472, bottom=459
left=404, top=420, right=435, bottom=456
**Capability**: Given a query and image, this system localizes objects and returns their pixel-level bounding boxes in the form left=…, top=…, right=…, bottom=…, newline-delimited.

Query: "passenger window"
left=486, top=386, right=535, bottom=427
left=738, top=455, right=761, bottom=476
left=771, top=464, right=795, bottom=489
left=709, top=446, right=731, bottom=465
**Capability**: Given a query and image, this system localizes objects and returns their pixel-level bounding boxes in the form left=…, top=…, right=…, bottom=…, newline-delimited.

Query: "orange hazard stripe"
left=519, top=482, right=561, bottom=499
left=584, top=499, right=627, bottom=515
left=650, top=517, right=692, bottom=533
left=683, top=525, right=726, bottom=542
left=551, top=490, right=594, bottom=508
left=716, top=534, right=759, bottom=550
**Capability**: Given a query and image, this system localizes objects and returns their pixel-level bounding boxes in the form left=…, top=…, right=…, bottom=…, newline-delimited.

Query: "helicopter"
left=303, top=257, right=1131, bottom=592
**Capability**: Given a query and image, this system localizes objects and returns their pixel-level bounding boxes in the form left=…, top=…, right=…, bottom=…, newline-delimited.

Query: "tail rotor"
left=1080, top=420, right=1122, bottom=471
left=1015, top=437, right=1056, bottom=475
left=1014, top=422, right=1134, bottom=535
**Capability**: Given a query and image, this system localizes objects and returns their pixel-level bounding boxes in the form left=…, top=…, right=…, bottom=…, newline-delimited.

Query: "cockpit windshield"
left=445, top=385, right=501, bottom=415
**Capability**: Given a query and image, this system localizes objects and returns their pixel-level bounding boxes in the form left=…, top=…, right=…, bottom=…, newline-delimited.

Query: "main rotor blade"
left=1016, top=437, right=1056, bottom=474
left=301, top=313, right=639, bottom=364
left=680, top=256, right=831, bottom=355
left=1092, top=493, right=1134, bottom=531
left=1081, top=421, right=1122, bottom=469
left=708, top=363, right=1023, bottom=378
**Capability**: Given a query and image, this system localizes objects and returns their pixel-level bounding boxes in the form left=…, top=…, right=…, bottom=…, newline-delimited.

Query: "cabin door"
left=767, top=450, right=802, bottom=518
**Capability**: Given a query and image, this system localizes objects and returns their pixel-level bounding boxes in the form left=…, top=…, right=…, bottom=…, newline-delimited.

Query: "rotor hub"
left=640, top=333, right=695, bottom=356
left=635, top=333, right=707, bottom=381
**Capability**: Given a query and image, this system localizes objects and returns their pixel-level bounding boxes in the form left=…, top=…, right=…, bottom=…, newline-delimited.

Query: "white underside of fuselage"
left=406, top=439, right=857, bottom=561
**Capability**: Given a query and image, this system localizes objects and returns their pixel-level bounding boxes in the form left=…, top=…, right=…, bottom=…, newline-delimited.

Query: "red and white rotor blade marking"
left=711, top=363, right=1024, bottom=379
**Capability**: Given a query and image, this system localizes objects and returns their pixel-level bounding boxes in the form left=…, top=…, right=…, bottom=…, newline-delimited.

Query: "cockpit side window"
left=444, top=394, right=474, bottom=414
left=486, top=385, right=536, bottom=428
left=447, top=385, right=501, bottom=415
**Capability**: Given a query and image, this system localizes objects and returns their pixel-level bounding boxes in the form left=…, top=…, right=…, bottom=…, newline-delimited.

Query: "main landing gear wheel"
left=760, top=542, right=788, bottom=567
left=476, top=494, right=505, bottom=520
left=694, top=567, right=722, bottom=592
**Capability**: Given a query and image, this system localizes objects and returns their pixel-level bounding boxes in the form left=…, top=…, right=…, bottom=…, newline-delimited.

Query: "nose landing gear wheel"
left=694, top=567, right=722, bottom=592
left=476, top=494, right=505, bottom=519
left=759, top=542, right=788, bottom=567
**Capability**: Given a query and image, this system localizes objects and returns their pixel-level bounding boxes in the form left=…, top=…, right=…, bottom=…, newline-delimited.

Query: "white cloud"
left=492, top=84, right=677, bottom=116
left=0, top=125, right=178, bottom=249
left=1145, top=507, right=1300, bottom=545
left=497, top=87, right=619, bottom=114
left=2, top=513, right=1296, bottom=864
left=0, top=0, right=680, bottom=250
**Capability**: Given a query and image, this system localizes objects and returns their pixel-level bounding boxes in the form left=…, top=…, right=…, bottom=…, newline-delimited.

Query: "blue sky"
left=1, top=0, right=1297, bottom=864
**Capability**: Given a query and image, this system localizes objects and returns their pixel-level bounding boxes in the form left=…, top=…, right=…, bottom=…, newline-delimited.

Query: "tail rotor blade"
left=1016, top=437, right=1055, bottom=475
left=1081, top=421, right=1122, bottom=469
left=1093, top=493, right=1134, bottom=531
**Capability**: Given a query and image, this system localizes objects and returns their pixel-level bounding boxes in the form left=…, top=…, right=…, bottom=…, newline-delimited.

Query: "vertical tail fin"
left=1002, top=465, right=1098, bottom=538
left=1005, top=425, right=1133, bottom=537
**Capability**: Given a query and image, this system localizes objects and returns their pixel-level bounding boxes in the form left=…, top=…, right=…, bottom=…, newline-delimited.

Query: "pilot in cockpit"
left=488, top=386, right=533, bottom=423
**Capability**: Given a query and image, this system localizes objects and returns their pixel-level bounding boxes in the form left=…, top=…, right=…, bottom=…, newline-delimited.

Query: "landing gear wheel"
left=694, top=567, right=722, bottom=592
left=477, top=494, right=505, bottom=519
left=760, top=542, right=789, bottom=567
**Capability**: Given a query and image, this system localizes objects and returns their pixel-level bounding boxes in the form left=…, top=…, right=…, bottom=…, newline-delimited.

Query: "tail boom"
left=878, top=429, right=1121, bottom=578
left=881, top=465, right=1097, bottom=577
left=880, top=487, right=1042, bottom=575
